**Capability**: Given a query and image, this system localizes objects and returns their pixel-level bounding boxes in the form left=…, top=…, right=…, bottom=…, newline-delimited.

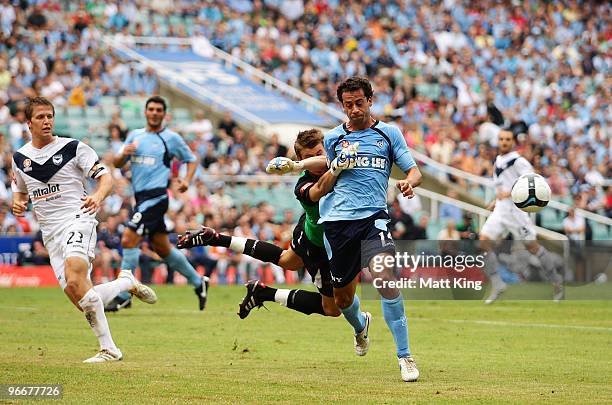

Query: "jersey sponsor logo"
left=23, top=158, right=32, bottom=172
left=52, top=154, right=63, bottom=166
left=355, top=156, right=387, bottom=169
left=32, top=184, right=61, bottom=201
left=132, top=155, right=156, bottom=165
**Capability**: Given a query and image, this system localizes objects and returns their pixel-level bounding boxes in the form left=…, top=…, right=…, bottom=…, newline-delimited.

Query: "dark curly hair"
left=336, top=76, right=373, bottom=103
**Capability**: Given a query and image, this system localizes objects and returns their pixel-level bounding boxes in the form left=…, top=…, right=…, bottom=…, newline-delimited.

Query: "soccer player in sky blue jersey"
left=111, top=96, right=208, bottom=311
left=319, top=77, right=423, bottom=382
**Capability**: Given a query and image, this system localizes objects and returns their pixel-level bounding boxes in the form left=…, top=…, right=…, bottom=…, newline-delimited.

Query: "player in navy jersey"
left=110, top=96, right=208, bottom=311
left=320, top=76, right=422, bottom=382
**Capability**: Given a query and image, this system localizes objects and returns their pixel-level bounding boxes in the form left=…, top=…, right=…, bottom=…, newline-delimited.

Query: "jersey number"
left=67, top=232, right=83, bottom=245
left=379, top=231, right=392, bottom=247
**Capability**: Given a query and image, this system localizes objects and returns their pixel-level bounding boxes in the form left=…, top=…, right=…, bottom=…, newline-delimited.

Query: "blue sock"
left=121, top=248, right=140, bottom=271
left=164, top=247, right=202, bottom=287
left=381, top=293, right=410, bottom=358
left=341, top=294, right=366, bottom=334
left=117, top=248, right=141, bottom=301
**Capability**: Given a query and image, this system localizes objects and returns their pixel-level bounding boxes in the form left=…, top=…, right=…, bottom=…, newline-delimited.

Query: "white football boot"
left=119, top=270, right=157, bottom=304
left=398, top=356, right=420, bottom=382
left=83, top=348, right=123, bottom=363
left=354, top=312, right=371, bottom=356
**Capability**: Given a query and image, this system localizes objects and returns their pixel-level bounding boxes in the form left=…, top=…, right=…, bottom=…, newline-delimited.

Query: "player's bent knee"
left=334, top=293, right=354, bottom=310
left=323, top=303, right=341, bottom=317
left=278, top=250, right=302, bottom=270
left=121, top=229, right=140, bottom=248
left=65, top=255, right=89, bottom=274
left=152, top=240, right=171, bottom=257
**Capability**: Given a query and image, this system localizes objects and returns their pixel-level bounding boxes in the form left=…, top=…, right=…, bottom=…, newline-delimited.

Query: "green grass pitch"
left=1, top=285, right=611, bottom=404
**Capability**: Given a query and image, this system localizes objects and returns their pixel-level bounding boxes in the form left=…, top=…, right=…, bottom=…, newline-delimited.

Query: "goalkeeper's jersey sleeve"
left=294, top=171, right=324, bottom=247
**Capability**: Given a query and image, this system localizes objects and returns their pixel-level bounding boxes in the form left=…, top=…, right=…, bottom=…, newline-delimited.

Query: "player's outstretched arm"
left=396, top=166, right=422, bottom=199
left=307, top=170, right=338, bottom=202
left=11, top=192, right=29, bottom=217
left=81, top=172, right=113, bottom=215
left=266, top=155, right=327, bottom=175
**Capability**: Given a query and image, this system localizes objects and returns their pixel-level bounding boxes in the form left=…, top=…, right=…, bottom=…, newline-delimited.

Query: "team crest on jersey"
left=52, top=154, right=63, bottom=166
left=341, top=140, right=350, bottom=148
left=377, top=140, right=384, bottom=148
left=23, top=158, right=32, bottom=172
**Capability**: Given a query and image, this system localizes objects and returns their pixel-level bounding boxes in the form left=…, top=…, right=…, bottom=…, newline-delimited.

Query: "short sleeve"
left=390, top=125, right=416, bottom=172
left=11, top=157, right=27, bottom=193
left=76, top=142, right=100, bottom=175
left=294, top=173, right=317, bottom=206
left=169, top=132, right=196, bottom=163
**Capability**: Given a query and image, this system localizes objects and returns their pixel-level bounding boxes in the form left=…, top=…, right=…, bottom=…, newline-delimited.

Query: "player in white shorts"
left=480, top=130, right=564, bottom=303
left=11, top=97, right=157, bottom=363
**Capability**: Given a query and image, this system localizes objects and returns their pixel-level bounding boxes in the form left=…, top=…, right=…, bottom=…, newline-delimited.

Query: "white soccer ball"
left=511, top=173, right=551, bottom=213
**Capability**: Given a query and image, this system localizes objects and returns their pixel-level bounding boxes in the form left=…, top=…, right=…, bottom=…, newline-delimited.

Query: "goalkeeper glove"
left=266, top=157, right=304, bottom=175
left=330, top=142, right=359, bottom=176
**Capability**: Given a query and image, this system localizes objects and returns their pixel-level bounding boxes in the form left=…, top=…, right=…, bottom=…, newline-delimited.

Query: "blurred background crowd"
left=0, top=0, right=609, bottom=284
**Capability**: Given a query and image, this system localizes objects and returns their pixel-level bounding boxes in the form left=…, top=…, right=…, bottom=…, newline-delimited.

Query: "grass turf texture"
left=1, top=285, right=611, bottom=404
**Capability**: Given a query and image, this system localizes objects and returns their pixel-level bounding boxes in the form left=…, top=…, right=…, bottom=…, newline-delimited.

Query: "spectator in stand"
left=218, top=111, right=238, bottom=137
left=407, top=214, right=429, bottom=241
left=266, top=133, right=288, bottom=158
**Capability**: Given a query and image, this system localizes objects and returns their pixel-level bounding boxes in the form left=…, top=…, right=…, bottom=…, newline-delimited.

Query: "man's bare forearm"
left=308, top=170, right=338, bottom=202
left=184, top=161, right=197, bottom=183
left=93, top=173, right=113, bottom=200
left=405, top=166, right=422, bottom=188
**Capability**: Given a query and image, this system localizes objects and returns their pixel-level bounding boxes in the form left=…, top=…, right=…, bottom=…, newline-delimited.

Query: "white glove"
left=266, top=157, right=304, bottom=175
left=330, top=142, right=359, bottom=176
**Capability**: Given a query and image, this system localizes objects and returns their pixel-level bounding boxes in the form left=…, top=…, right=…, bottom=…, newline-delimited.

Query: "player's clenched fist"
left=121, top=143, right=137, bottom=156
left=266, top=157, right=304, bottom=175
left=330, top=142, right=359, bottom=176
left=396, top=180, right=415, bottom=199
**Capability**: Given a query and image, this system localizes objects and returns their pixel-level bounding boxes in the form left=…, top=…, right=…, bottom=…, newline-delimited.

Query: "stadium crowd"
left=0, top=0, right=610, bottom=283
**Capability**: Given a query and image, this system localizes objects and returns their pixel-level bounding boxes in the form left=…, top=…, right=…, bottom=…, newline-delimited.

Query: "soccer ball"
left=511, top=173, right=551, bottom=213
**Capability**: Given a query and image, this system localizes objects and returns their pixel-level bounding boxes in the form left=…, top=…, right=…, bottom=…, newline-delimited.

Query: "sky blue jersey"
left=124, top=128, right=196, bottom=208
left=319, top=120, right=416, bottom=223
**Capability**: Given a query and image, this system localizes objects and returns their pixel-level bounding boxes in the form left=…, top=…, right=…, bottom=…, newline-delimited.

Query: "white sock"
left=229, top=236, right=247, bottom=253
left=94, top=277, right=134, bottom=305
left=274, top=289, right=291, bottom=306
left=485, top=251, right=505, bottom=289
left=78, top=288, right=118, bottom=351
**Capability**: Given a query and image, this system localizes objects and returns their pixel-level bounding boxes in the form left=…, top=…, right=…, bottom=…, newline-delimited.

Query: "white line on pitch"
left=419, top=318, right=612, bottom=332
left=0, top=305, right=38, bottom=311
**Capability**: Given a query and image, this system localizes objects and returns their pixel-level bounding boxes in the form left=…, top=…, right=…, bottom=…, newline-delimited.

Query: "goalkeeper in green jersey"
left=177, top=129, right=358, bottom=318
